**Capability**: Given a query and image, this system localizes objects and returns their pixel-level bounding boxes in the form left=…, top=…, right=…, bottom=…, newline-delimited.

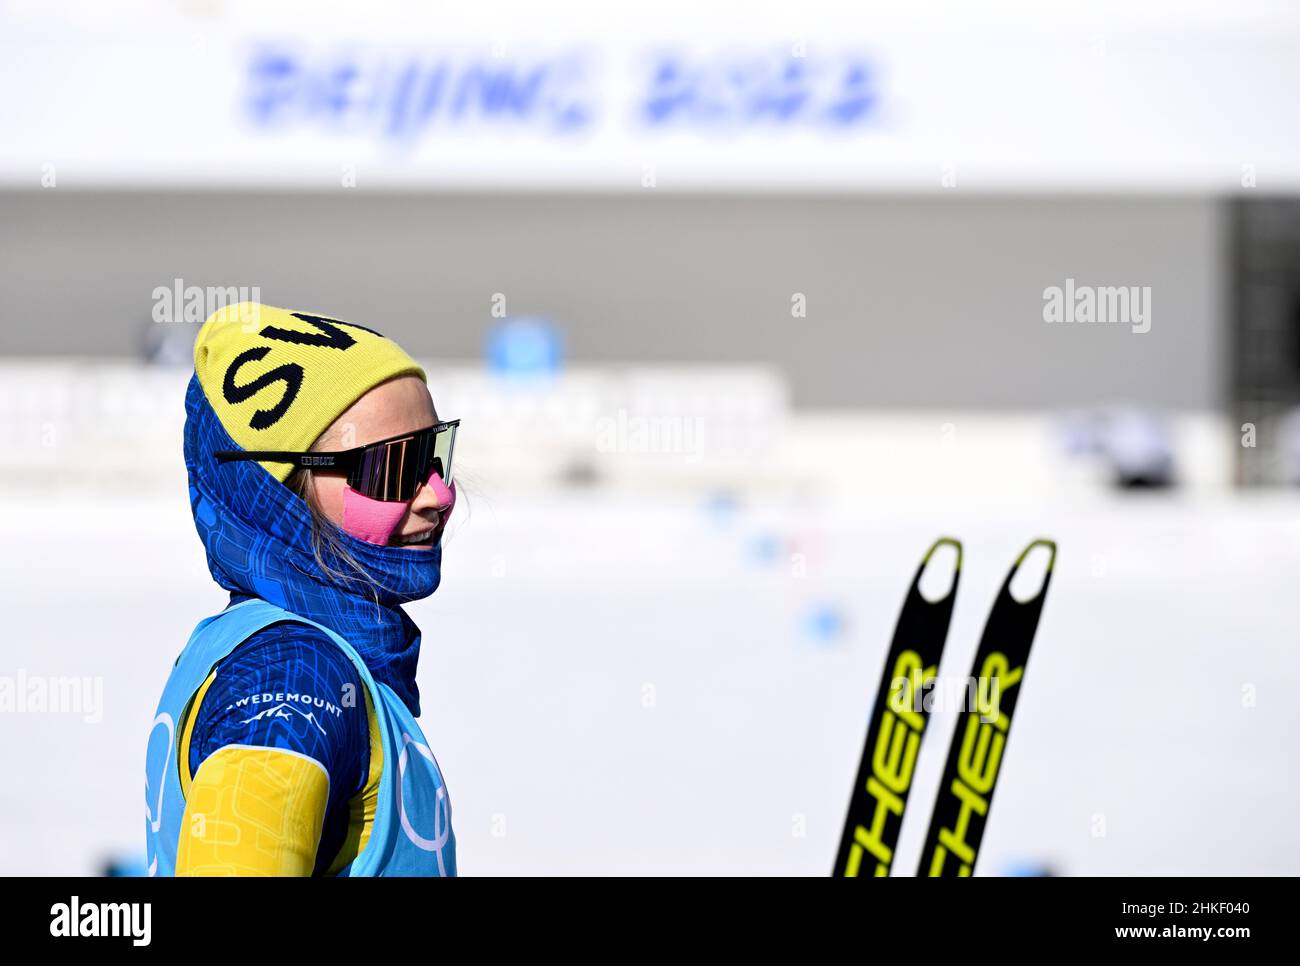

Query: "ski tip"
left=918, top=537, right=962, bottom=603
left=923, top=536, right=963, bottom=571
left=1015, top=538, right=1057, bottom=572
left=1007, top=539, right=1056, bottom=604
left=1013, top=535, right=1055, bottom=582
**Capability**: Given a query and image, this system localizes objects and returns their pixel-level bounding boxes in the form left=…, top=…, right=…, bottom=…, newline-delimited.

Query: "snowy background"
left=1, top=363, right=1295, bottom=875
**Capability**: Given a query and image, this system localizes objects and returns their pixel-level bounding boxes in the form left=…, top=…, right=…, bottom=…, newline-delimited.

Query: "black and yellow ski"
left=916, top=538, right=1057, bottom=877
left=832, top=537, right=962, bottom=877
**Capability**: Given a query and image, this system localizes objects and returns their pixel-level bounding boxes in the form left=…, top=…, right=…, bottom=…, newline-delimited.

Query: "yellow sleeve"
left=176, top=745, right=330, bottom=877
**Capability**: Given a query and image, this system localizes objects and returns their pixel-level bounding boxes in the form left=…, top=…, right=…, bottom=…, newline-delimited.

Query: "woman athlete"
left=145, top=303, right=458, bottom=876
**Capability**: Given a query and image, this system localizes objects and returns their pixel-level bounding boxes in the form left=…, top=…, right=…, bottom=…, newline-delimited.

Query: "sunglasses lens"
left=433, top=423, right=456, bottom=486
left=352, top=424, right=457, bottom=501
left=354, top=436, right=414, bottom=502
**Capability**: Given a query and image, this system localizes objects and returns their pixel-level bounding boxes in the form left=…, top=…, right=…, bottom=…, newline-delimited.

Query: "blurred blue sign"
left=245, top=46, right=882, bottom=144
left=486, top=318, right=564, bottom=378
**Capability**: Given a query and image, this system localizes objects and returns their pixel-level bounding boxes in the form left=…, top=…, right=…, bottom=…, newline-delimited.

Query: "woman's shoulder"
left=186, top=618, right=373, bottom=795
left=220, top=618, right=362, bottom=680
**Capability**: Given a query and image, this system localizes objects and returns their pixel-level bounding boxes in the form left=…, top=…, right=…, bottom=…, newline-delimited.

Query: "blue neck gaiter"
left=182, top=374, right=439, bottom=716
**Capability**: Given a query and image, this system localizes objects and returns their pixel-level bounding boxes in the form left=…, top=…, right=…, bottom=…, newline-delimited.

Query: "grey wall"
left=0, top=191, right=1224, bottom=408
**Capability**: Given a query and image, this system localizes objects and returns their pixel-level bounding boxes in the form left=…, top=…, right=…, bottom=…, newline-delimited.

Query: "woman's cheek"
left=312, top=475, right=349, bottom=528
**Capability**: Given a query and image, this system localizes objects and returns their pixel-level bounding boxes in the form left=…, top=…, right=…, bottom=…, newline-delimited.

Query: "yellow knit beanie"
left=193, top=303, right=426, bottom=482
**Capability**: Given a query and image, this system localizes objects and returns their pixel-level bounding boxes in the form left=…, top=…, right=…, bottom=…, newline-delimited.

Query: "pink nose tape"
left=428, top=473, right=456, bottom=514
left=341, top=489, right=407, bottom=545
left=341, top=467, right=457, bottom=546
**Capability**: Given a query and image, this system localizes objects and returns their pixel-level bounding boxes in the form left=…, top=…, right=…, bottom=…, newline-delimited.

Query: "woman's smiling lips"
left=390, top=516, right=444, bottom=549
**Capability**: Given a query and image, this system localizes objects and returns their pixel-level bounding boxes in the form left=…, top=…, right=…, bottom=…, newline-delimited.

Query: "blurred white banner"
left=2, top=0, right=1300, bottom=189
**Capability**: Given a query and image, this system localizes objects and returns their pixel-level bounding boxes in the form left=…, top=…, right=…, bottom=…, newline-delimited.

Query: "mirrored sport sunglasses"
left=216, top=420, right=459, bottom=503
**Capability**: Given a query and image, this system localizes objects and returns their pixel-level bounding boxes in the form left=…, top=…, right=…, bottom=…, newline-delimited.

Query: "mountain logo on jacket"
left=240, top=702, right=328, bottom=736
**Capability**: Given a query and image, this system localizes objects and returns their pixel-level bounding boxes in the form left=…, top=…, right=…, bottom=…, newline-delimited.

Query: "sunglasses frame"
left=215, top=419, right=459, bottom=499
